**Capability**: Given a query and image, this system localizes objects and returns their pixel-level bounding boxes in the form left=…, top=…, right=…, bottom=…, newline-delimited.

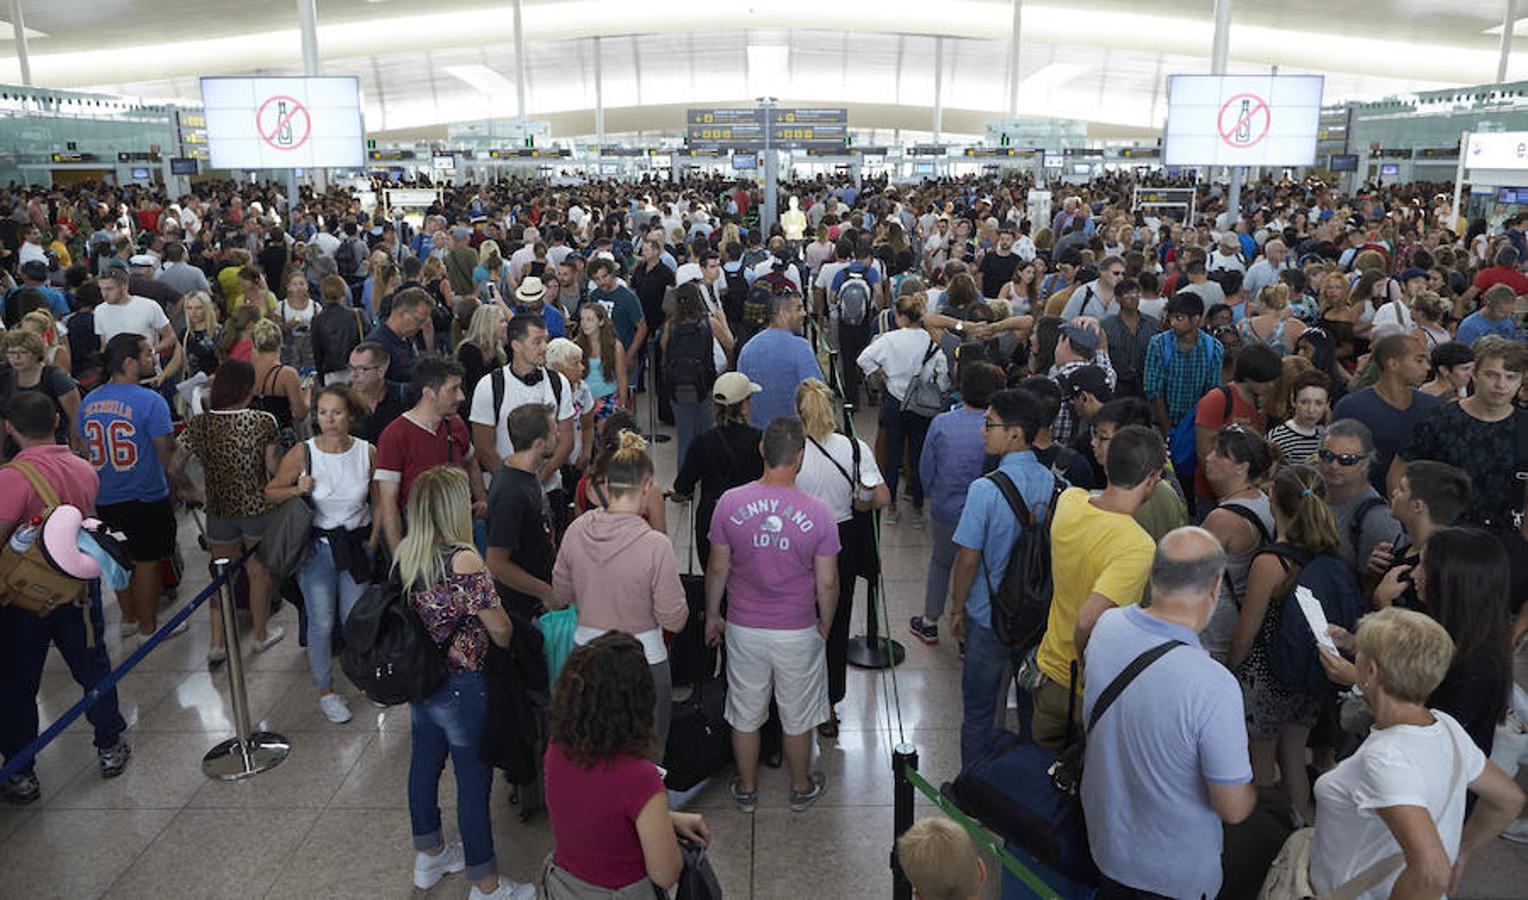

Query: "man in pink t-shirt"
left=705, top=417, right=840, bottom=814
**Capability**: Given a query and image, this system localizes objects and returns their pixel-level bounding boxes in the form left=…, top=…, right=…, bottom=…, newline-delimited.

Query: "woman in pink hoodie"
left=550, top=430, right=688, bottom=749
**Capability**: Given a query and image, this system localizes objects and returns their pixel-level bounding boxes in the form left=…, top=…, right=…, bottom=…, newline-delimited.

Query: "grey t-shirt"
left=1328, top=486, right=1401, bottom=577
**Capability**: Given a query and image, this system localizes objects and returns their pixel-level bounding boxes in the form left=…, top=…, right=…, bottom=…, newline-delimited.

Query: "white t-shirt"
left=856, top=328, right=949, bottom=403
left=1309, top=711, right=1485, bottom=900
left=1369, top=299, right=1414, bottom=338
left=797, top=432, right=884, bottom=524
left=94, top=295, right=169, bottom=344
left=467, top=365, right=576, bottom=492
left=815, top=260, right=849, bottom=296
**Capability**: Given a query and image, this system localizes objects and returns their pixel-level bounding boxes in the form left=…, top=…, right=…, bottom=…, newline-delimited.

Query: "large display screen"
left=201, top=76, right=365, bottom=170
left=1163, top=75, right=1324, bottom=167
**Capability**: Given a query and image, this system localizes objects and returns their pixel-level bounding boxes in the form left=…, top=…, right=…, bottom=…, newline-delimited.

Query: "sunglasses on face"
left=1318, top=448, right=1366, bottom=466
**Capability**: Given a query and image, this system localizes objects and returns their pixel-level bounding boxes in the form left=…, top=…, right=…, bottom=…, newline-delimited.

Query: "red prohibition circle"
left=1218, top=93, right=1270, bottom=149
left=257, top=95, right=311, bottom=151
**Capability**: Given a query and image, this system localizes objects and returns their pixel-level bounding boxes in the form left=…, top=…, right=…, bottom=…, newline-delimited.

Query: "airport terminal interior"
left=4, top=1, right=1528, bottom=898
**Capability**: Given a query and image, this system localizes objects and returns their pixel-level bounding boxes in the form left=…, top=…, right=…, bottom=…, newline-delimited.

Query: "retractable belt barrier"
left=0, top=547, right=281, bottom=786
left=807, top=319, right=1062, bottom=900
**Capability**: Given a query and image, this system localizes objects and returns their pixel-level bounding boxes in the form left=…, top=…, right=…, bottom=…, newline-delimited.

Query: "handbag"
left=900, top=338, right=949, bottom=419
left=1049, top=640, right=1183, bottom=797
left=257, top=442, right=315, bottom=579
left=1259, top=724, right=1464, bottom=899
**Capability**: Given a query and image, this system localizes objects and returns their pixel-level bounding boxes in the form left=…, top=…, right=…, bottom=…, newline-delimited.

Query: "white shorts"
left=724, top=622, right=829, bottom=735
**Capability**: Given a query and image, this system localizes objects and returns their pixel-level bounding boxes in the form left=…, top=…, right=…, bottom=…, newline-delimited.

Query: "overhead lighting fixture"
left=443, top=64, right=518, bottom=96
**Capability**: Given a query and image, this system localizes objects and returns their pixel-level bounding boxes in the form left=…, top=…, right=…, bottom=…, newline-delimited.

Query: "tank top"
left=1201, top=493, right=1275, bottom=655
left=307, top=437, right=373, bottom=531
left=585, top=356, right=617, bottom=400
left=252, top=364, right=295, bottom=429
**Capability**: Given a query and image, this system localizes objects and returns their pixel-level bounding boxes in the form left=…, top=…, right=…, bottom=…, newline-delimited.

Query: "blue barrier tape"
left=0, top=546, right=256, bottom=785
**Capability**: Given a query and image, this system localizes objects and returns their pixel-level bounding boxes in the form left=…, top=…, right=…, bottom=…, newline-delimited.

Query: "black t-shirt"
left=977, top=251, right=1021, bottom=298
left=350, top=382, right=406, bottom=445
left=1032, top=443, right=1094, bottom=491
left=486, top=463, right=555, bottom=618
left=0, top=363, right=78, bottom=455
left=1430, top=651, right=1510, bottom=756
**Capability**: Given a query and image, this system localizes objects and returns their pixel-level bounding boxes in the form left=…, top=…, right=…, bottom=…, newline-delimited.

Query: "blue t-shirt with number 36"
left=77, top=382, right=172, bottom=505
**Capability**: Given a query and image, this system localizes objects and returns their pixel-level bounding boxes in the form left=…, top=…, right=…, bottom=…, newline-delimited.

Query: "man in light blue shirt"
left=1080, top=527, right=1256, bottom=899
left=1456, top=284, right=1523, bottom=346
left=948, top=389, right=1058, bottom=769
left=735, top=287, right=822, bottom=429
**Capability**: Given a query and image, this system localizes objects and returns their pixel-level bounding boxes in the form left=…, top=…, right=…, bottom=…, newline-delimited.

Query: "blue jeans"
left=672, top=398, right=712, bottom=471
left=294, top=537, right=370, bottom=691
left=923, top=517, right=958, bottom=620
left=0, top=581, right=127, bottom=774
left=960, top=618, right=1017, bottom=772
left=879, top=393, right=930, bottom=510
left=409, top=671, right=496, bottom=881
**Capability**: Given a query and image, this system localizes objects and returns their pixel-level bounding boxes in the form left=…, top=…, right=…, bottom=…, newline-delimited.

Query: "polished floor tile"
left=106, top=807, right=322, bottom=899
left=0, top=808, right=178, bottom=897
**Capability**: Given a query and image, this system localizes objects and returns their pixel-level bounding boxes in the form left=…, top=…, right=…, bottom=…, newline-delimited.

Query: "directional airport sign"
left=686, top=107, right=847, bottom=150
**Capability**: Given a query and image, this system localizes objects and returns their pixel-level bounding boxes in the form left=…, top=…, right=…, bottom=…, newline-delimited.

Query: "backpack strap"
left=1258, top=543, right=1310, bottom=604
left=807, top=434, right=857, bottom=490
left=6, top=460, right=61, bottom=510
left=490, top=368, right=506, bottom=424
left=1085, top=639, right=1184, bottom=736
left=1348, top=495, right=1388, bottom=561
left=1218, top=501, right=1272, bottom=546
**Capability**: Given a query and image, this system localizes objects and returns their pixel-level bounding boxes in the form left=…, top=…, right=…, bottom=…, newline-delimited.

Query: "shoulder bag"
left=258, top=442, right=315, bottom=579
left=901, top=337, right=950, bottom=419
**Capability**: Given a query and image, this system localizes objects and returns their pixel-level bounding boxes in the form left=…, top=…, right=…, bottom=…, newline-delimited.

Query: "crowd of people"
left=0, top=165, right=1525, bottom=898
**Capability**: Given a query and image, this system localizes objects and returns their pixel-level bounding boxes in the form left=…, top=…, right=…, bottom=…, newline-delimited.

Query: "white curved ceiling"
left=0, top=0, right=1519, bottom=138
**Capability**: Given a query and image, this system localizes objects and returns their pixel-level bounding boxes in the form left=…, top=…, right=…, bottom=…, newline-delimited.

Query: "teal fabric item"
left=541, top=604, right=578, bottom=691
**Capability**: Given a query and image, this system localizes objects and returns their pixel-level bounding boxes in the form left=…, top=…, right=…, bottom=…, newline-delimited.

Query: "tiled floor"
left=2, top=408, right=1526, bottom=899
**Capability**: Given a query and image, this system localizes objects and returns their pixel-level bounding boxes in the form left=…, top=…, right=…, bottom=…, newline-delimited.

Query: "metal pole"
left=1211, top=0, right=1242, bottom=230
left=9, top=0, right=30, bottom=86
left=891, top=743, right=920, bottom=900
left=1501, top=0, right=1519, bottom=84
left=932, top=37, right=945, bottom=145
left=513, top=0, right=529, bottom=128
left=1452, top=132, right=1470, bottom=233
left=293, top=0, right=321, bottom=213
left=594, top=36, right=605, bottom=148
left=762, top=99, right=779, bottom=235
left=202, top=559, right=291, bottom=780
left=1007, top=0, right=1023, bottom=118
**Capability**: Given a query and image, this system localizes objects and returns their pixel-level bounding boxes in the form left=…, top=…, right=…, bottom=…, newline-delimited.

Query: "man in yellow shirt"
left=1032, top=424, right=1165, bottom=748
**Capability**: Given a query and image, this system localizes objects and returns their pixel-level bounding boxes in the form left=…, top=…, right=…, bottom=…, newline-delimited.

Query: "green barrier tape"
left=901, top=764, right=1064, bottom=900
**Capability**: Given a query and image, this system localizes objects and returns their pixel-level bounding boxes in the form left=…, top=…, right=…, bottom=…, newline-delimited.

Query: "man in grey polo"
left=1080, top=527, right=1256, bottom=899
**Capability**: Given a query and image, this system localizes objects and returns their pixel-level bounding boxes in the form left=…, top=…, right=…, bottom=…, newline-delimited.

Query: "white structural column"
left=290, top=0, right=321, bottom=212
left=513, top=0, right=529, bottom=127
left=1500, top=0, right=1519, bottom=84
left=1007, top=0, right=1023, bottom=118
left=9, top=0, right=29, bottom=86
left=932, top=37, right=945, bottom=144
left=1212, top=0, right=1242, bottom=228
left=594, top=36, right=604, bottom=147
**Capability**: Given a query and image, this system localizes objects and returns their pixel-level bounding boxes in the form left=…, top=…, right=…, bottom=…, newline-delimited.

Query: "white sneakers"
left=319, top=693, right=352, bottom=724
left=467, top=877, right=536, bottom=900
left=413, top=841, right=465, bottom=889
left=252, top=625, right=286, bottom=653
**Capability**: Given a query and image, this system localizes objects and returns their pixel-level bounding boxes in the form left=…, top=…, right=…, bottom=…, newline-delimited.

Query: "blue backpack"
left=1261, top=544, right=1363, bottom=696
left=1167, top=378, right=1231, bottom=487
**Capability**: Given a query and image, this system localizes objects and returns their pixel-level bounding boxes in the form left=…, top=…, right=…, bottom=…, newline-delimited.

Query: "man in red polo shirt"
left=1457, top=245, right=1528, bottom=318
left=374, top=355, right=487, bottom=553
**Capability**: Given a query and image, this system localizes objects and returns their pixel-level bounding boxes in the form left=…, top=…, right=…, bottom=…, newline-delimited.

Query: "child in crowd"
left=896, top=817, right=985, bottom=900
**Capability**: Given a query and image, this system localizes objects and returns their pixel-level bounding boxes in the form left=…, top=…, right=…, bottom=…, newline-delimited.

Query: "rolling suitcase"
left=669, top=502, right=716, bottom=690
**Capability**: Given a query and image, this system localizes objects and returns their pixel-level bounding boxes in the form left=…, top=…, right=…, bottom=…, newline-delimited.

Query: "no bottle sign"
left=1218, top=93, right=1270, bottom=149
left=257, top=95, right=311, bottom=151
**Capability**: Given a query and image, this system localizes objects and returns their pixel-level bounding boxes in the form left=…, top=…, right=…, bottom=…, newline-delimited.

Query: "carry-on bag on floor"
left=664, top=651, right=732, bottom=792
left=670, top=501, right=717, bottom=690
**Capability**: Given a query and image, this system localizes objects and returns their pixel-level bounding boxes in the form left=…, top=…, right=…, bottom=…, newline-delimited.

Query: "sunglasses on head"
left=1318, top=448, right=1366, bottom=466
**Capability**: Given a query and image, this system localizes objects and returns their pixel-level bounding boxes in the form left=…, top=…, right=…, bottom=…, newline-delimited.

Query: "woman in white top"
left=265, top=383, right=378, bottom=725
left=794, top=379, right=889, bottom=737
left=856, top=292, right=949, bottom=525
left=1303, top=607, right=1522, bottom=899
left=274, top=270, right=317, bottom=372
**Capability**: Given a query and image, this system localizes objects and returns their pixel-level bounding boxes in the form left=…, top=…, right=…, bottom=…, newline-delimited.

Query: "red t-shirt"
left=1471, top=265, right=1528, bottom=299
left=0, top=445, right=99, bottom=530
left=375, top=413, right=471, bottom=507
left=544, top=742, right=665, bottom=889
left=1193, top=384, right=1265, bottom=500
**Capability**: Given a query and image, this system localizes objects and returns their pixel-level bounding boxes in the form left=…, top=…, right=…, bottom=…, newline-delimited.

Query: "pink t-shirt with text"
left=707, top=482, right=840, bottom=630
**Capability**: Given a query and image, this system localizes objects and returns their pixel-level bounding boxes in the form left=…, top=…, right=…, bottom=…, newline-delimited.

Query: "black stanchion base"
left=846, top=635, right=906, bottom=669
left=642, top=432, right=673, bottom=444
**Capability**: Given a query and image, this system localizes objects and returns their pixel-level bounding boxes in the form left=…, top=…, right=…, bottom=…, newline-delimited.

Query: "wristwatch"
left=954, top=320, right=965, bottom=334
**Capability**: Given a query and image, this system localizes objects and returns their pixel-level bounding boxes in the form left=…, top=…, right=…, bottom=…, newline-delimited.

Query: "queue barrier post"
left=891, top=742, right=919, bottom=900
left=201, top=558, right=291, bottom=781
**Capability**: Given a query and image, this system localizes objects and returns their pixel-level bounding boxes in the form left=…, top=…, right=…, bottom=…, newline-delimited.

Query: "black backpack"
left=340, top=566, right=456, bottom=706
left=721, top=266, right=750, bottom=325
left=334, top=236, right=359, bottom=278
left=983, top=471, right=1067, bottom=651
left=665, top=319, right=716, bottom=404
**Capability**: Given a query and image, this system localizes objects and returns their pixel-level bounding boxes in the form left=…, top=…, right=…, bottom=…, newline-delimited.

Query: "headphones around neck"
left=513, top=365, right=544, bottom=387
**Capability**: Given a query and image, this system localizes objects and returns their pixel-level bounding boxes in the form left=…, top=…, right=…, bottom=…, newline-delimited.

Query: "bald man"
left=1079, top=527, right=1257, bottom=900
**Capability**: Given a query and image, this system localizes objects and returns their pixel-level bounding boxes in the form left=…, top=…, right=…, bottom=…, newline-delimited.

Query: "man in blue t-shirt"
left=587, top=257, right=647, bottom=363
left=948, top=389, right=1056, bottom=769
left=1456, top=284, right=1524, bottom=346
left=736, top=288, right=822, bottom=429
left=78, top=333, right=180, bottom=639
